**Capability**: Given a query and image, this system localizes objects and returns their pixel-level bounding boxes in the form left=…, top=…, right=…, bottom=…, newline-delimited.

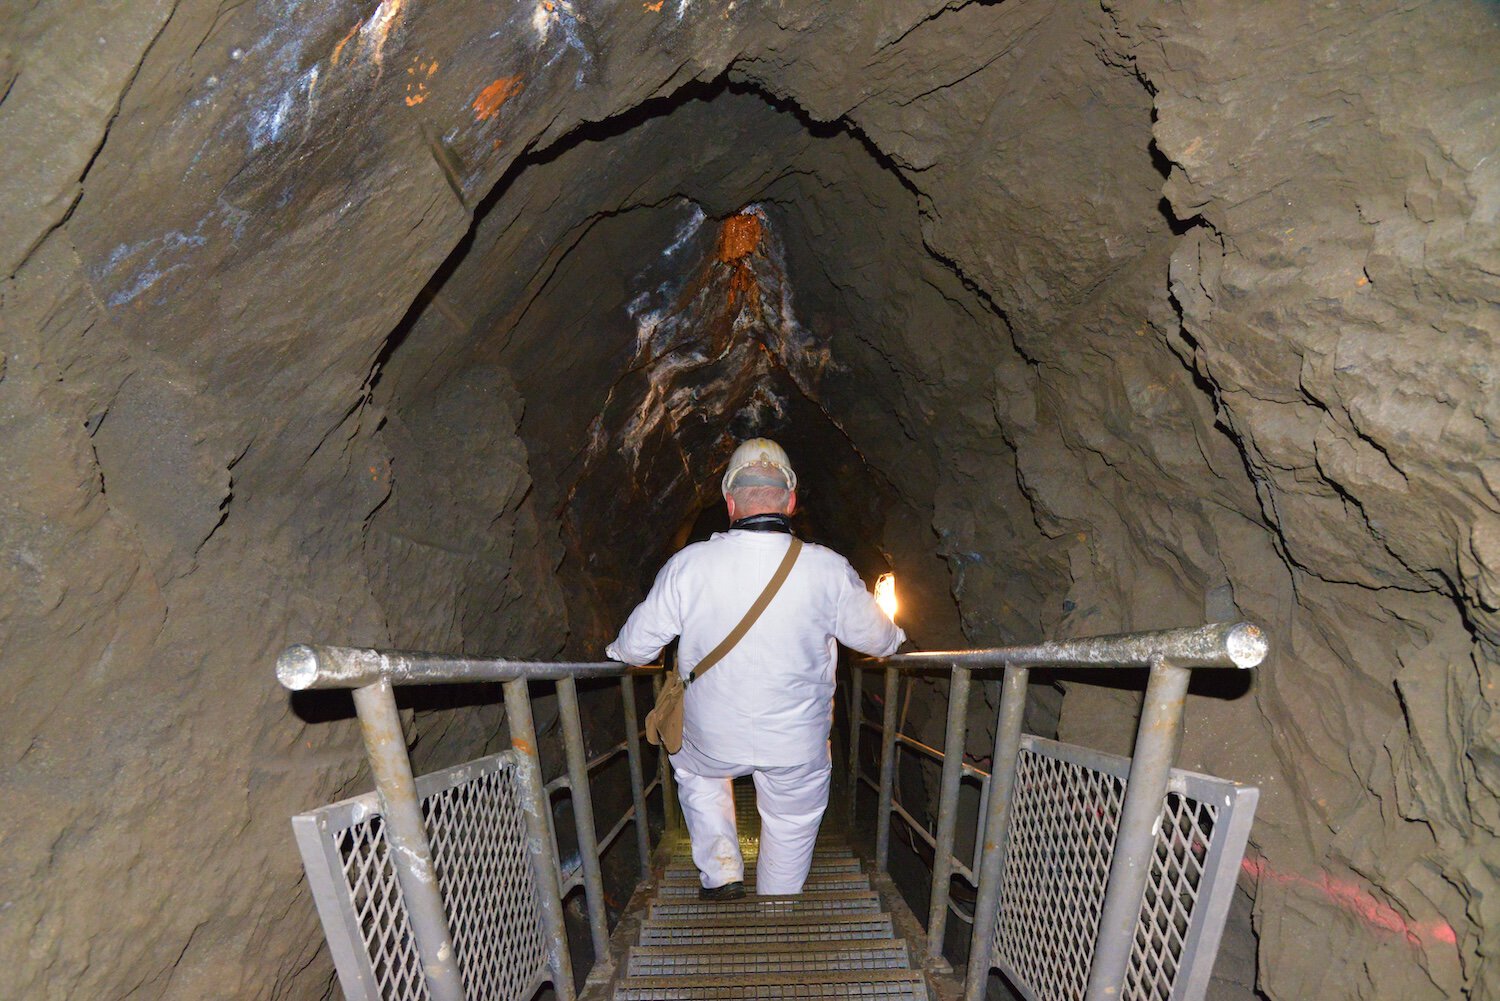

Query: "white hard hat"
left=721, top=438, right=797, bottom=496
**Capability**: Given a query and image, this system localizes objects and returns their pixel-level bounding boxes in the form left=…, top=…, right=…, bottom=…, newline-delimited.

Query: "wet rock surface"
left=1, top=1, right=1496, bottom=999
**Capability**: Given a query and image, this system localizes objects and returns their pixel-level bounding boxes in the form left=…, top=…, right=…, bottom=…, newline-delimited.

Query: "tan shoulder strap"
left=688, top=537, right=803, bottom=684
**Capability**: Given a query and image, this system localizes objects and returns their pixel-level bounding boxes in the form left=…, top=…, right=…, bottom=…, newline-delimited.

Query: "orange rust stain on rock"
left=404, top=58, right=437, bottom=106
left=726, top=267, right=758, bottom=308
left=717, top=212, right=762, bottom=263
left=331, top=23, right=360, bottom=65
left=716, top=213, right=764, bottom=308
left=473, top=75, right=524, bottom=121
left=643, top=0, right=664, bottom=9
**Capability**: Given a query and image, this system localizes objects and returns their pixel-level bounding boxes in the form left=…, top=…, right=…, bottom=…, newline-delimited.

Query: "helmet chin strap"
left=730, top=513, right=794, bottom=534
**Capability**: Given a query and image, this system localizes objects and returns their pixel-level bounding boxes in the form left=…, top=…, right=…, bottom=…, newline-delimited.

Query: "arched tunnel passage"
left=368, top=81, right=986, bottom=653
left=1, top=2, right=1496, bottom=1000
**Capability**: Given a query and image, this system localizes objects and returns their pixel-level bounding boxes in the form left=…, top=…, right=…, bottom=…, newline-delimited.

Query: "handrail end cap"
left=1226, top=622, right=1269, bottom=669
left=277, top=644, right=321, bottom=691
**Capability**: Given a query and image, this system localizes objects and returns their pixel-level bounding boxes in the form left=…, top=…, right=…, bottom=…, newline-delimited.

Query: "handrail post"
left=351, top=678, right=467, bottom=1001
left=875, top=666, right=899, bottom=872
left=927, top=664, right=971, bottom=961
left=620, top=675, right=652, bottom=877
left=555, top=676, right=610, bottom=962
left=847, top=666, right=863, bottom=827
left=1083, top=656, right=1192, bottom=1001
left=503, top=678, right=577, bottom=1001
left=963, top=664, right=1028, bottom=1001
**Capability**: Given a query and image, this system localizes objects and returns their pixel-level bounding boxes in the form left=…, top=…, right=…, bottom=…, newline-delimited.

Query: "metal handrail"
left=556, top=776, right=663, bottom=895
left=850, top=620, right=1268, bottom=1001
left=857, top=720, right=991, bottom=781
left=277, top=643, right=655, bottom=689
left=872, top=620, right=1267, bottom=671
left=545, top=731, right=660, bottom=896
left=887, top=797, right=979, bottom=886
left=277, top=645, right=662, bottom=1001
left=543, top=742, right=627, bottom=794
left=855, top=717, right=992, bottom=919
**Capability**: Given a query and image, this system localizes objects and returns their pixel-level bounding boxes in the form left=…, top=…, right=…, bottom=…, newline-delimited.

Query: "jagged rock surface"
left=1, top=1, right=1495, bottom=999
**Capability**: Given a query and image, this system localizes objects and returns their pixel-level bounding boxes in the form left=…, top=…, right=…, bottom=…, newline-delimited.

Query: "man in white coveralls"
left=606, top=438, right=905, bottom=899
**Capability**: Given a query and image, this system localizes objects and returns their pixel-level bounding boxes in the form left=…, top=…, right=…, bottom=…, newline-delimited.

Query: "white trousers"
left=671, top=742, right=832, bottom=895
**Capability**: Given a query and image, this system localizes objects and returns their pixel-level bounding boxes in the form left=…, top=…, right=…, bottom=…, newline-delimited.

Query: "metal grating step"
left=616, top=779, right=931, bottom=1000
left=662, top=858, right=864, bottom=880
left=656, top=874, right=872, bottom=897
left=638, top=914, right=897, bottom=947
left=669, top=844, right=855, bottom=861
left=611, top=970, right=930, bottom=999
left=627, top=940, right=913, bottom=976
left=650, top=891, right=883, bottom=920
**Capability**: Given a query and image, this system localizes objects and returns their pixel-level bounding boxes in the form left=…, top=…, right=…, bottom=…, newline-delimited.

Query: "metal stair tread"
left=656, top=874, right=871, bottom=897
left=661, top=859, right=864, bottom=879
left=626, top=939, right=913, bottom=976
left=665, top=852, right=857, bottom=865
left=649, top=890, right=883, bottom=919
left=637, top=913, right=897, bottom=946
left=611, top=969, right=930, bottom=1000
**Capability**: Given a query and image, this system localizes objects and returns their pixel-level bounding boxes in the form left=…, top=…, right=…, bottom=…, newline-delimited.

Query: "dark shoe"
left=698, top=880, right=746, bottom=901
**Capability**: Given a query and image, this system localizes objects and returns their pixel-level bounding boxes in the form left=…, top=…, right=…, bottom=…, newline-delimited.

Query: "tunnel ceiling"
left=2, top=1, right=1498, bottom=999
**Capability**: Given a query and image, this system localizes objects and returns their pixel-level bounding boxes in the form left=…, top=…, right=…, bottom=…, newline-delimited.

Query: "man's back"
left=608, top=528, right=904, bottom=767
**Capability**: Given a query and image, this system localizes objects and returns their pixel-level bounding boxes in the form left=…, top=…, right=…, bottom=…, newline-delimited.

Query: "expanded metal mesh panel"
left=993, top=741, right=1124, bottom=1001
left=1122, top=792, right=1216, bottom=1001
left=989, top=737, right=1257, bottom=1001
left=334, top=817, right=429, bottom=1001
left=612, top=971, right=930, bottom=999
left=293, top=752, right=547, bottom=1001
left=639, top=915, right=897, bottom=947
left=422, top=766, right=546, bottom=1001
left=628, top=942, right=912, bottom=976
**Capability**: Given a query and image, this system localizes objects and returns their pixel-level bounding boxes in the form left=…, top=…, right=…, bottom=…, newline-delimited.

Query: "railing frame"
left=543, top=730, right=661, bottom=896
left=282, top=619, right=1265, bottom=1001
left=852, top=621, right=1268, bottom=1001
left=554, top=676, right=609, bottom=960
left=855, top=720, right=989, bottom=887
left=349, top=678, right=467, bottom=1001
left=279, top=647, right=661, bottom=1001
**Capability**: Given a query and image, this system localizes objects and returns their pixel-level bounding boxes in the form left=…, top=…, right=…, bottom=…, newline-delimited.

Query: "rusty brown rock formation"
left=1, top=1, right=1496, bottom=998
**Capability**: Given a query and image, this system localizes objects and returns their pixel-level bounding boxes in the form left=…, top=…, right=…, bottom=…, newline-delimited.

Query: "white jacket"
left=606, top=530, right=906, bottom=766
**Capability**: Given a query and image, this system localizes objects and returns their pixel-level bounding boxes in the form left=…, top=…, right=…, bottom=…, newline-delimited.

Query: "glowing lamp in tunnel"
left=875, top=572, right=898, bottom=621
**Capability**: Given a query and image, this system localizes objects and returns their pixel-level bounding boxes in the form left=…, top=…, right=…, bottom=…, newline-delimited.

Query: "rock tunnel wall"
left=1, top=1, right=1496, bottom=999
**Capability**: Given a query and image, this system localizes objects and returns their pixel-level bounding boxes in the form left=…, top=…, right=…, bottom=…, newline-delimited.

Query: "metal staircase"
left=587, top=781, right=944, bottom=1000
left=279, top=621, right=1267, bottom=1001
